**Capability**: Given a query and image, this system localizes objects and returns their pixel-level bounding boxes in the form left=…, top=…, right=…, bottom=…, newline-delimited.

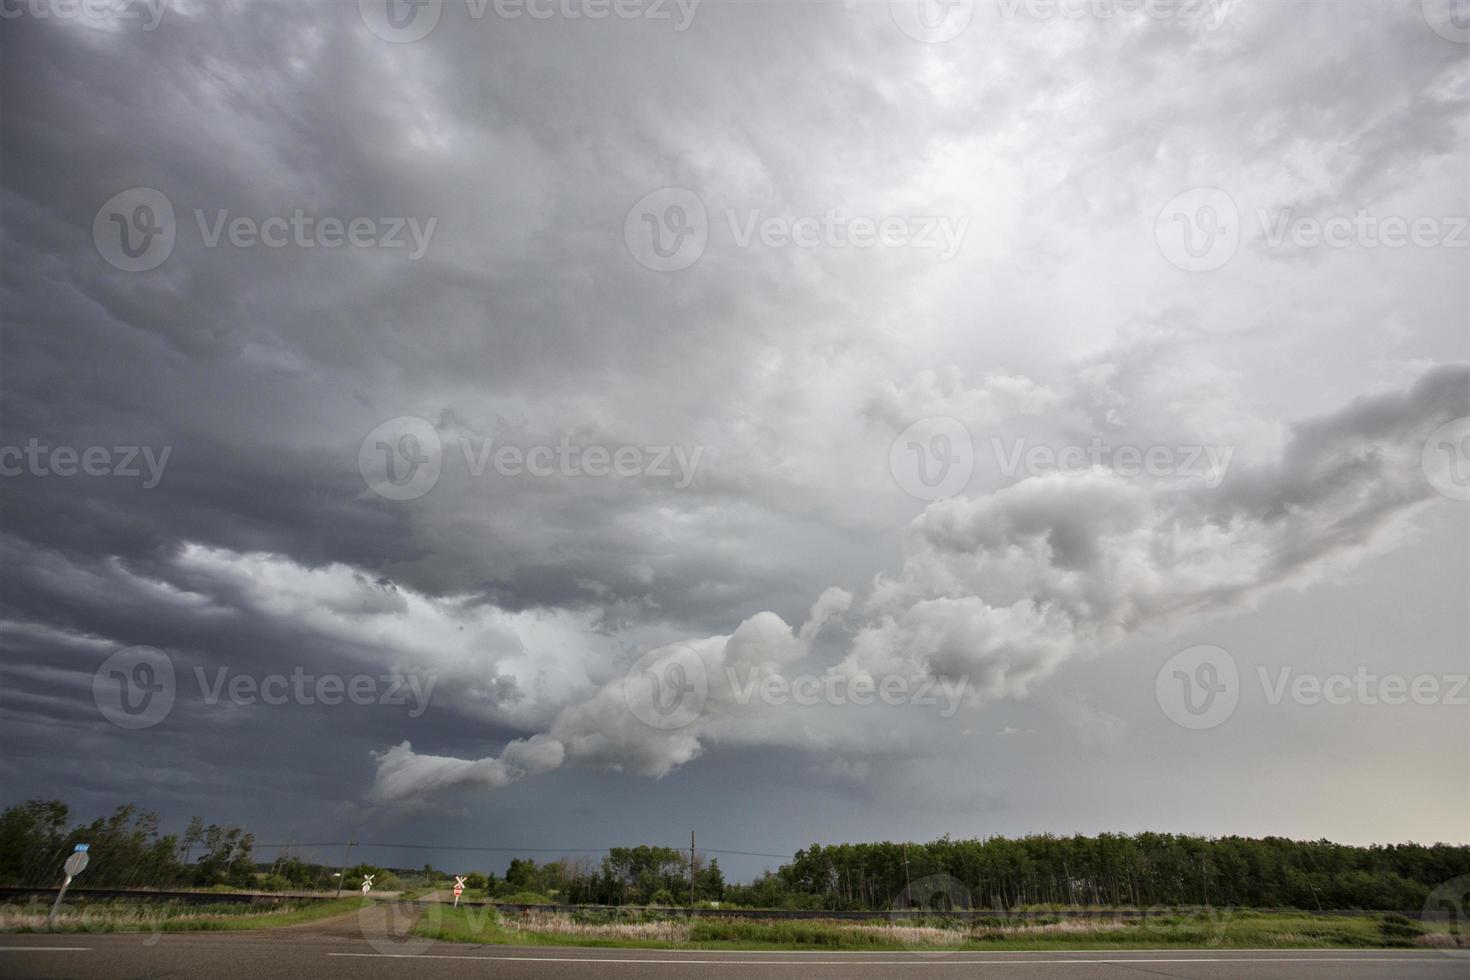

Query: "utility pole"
left=335, top=837, right=355, bottom=898
left=903, top=843, right=912, bottom=908
left=689, top=831, right=696, bottom=908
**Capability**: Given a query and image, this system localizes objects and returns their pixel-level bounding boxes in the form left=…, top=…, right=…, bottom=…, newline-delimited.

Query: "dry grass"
left=501, top=910, right=693, bottom=943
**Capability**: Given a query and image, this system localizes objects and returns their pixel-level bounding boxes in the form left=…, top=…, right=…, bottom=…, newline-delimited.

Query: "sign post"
left=48, top=844, right=90, bottom=926
left=453, top=876, right=466, bottom=907
left=360, top=873, right=374, bottom=896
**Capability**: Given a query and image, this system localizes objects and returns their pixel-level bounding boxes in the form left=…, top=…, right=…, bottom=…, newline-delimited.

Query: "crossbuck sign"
left=361, top=873, right=374, bottom=895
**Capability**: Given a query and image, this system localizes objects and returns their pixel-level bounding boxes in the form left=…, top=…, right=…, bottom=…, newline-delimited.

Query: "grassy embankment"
left=0, top=896, right=363, bottom=934
left=413, top=906, right=1467, bottom=951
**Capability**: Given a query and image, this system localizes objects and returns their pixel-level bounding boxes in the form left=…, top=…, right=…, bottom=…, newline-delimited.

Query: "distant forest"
left=3, top=799, right=1466, bottom=911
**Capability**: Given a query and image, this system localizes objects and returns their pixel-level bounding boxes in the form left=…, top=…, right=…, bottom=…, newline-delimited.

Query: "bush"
left=497, top=891, right=552, bottom=905
left=1378, top=913, right=1425, bottom=947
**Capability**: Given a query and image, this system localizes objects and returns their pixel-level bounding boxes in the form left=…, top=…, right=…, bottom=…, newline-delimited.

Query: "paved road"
left=0, top=926, right=1463, bottom=979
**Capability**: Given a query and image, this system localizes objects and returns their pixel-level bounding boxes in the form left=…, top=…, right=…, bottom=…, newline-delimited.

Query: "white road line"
left=326, top=952, right=1449, bottom=966
left=0, top=947, right=92, bottom=952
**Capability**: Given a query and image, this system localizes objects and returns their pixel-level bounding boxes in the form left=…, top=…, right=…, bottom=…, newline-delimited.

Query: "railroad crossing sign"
left=361, top=873, right=374, bottom=895
left=49, top=844, right=92, bottom=925
left=453, top=876, right=466, bottom=907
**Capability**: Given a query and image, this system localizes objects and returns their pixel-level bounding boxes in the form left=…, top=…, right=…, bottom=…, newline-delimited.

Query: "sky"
left=1, top=0, right=1467, bottom=881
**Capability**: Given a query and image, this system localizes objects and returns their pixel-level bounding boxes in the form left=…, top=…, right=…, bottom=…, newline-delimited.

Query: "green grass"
left=0, top=896, right=362, bottom=934
left=412, top=905, right=1466, bottom=952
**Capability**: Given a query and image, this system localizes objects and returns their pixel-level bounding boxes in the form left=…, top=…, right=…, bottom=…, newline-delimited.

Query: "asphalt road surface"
left=0, top=909, right=1463, bottom=980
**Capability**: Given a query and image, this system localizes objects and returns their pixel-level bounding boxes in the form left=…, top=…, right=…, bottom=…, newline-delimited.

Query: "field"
left=412, top=905, right=1470, bottom=951
left=0, top=896, right=362, bottom=934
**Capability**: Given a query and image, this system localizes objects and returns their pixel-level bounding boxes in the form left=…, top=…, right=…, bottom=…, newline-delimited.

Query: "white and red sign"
left=453, top=875, right=466, bottom=906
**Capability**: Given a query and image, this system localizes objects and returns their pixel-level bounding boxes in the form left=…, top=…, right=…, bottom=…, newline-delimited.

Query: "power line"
left=255, top=841, right=794, bottom=860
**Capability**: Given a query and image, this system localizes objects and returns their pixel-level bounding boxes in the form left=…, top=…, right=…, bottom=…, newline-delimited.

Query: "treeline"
left=738, top=834, right=1470, bottom=911
left=0, top=800, right=256, bottom=890
left=5, top=801, right=1465, bottom=910
left=452, top=848, right=726, bottom=906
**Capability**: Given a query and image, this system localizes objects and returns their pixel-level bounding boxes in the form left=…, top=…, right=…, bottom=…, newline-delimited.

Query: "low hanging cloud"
left=844, top=364, right=1468, bottom=694
left=369, top=587, right=854, bottom=802
left=369, top=363, right=1468, bottom=804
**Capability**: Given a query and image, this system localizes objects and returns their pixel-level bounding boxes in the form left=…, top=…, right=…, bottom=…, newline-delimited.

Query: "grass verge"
left=0, top=896, right=363, bottom=934
left=412, top=906, right=1467, bottom=952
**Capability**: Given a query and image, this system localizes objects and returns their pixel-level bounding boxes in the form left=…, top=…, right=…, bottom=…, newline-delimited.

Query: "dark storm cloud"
left=0, top=0, right=1465, bottom=852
